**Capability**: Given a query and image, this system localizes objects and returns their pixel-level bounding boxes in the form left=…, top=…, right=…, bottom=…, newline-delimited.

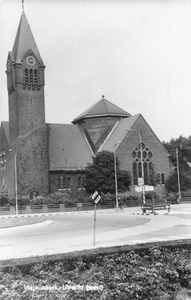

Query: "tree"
left=165, top=171, right=191, bottom=193
left=163, top=135, right=191, bottom=170
left=163, top=135, right=191, bottom=193
left=85, top=150, right=132, bottom=194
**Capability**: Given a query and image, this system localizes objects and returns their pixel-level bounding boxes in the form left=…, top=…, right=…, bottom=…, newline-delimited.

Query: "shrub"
left=1, top=240, right=191, bottom=299
left=140, top=191, right=161, bottom=201
left=45, top=192, right=71, bottom=205
left=125, top=194, right=139, bottom=200
left=9, top=197, right=30, bottom=206
left=0, top=197, right=9, bottom=207
left=181, top=190, right=191, bottom=197
left=99, top=193, right=115, bottom=205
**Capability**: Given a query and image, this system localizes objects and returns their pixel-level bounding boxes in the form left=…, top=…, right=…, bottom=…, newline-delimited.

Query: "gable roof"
left=48, top=123, right=93, bottom=170
left=72, top=96, right=131, bottom=123
left=99, top=114, right=140, bottom=152
left=10, top=12, right=43, bottom=64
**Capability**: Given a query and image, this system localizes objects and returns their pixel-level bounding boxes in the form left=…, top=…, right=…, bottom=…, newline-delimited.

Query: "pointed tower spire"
left=11, top=12, right=43, bottom=65
left=22, top=0, right=24, bottom=12
left=6, top=11, right=45, bottom=142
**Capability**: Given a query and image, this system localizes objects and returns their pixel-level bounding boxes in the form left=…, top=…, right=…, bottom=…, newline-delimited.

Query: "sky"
left=0, top=0, right=191, bottom=142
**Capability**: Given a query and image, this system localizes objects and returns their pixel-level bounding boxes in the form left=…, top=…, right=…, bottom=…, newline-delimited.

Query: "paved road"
left=0, top=204, right=191, bottom=260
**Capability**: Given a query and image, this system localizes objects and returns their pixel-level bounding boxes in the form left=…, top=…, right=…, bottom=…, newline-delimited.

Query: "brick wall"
left=16, top=124, right=49, bottom=196
left=117, top=115, right=172, bottom=196
left=49, top=170, right=86, bottom=197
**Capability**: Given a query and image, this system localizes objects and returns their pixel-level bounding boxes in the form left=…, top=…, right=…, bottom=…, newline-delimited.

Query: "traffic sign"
left=138, top=177, right=144, bottom=186
left=94, top=195, right=101, bottom=204
left=135, top=185, right=154, bottom=192
left=92, top=190, right=99, bottom=200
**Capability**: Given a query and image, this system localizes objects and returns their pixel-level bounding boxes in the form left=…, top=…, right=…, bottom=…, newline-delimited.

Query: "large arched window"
left=132, top=143, right=153, bottom=185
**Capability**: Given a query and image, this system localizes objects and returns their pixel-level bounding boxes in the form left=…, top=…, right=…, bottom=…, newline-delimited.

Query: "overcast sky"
left=0, top=0, right=191, bottom=142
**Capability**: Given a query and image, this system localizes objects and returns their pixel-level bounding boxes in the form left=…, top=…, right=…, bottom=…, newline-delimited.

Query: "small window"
left=133, top=162, right=138, bottom=185
left=139, top=142, right=145, bottom=150
left=78, top=176, right=81, bottom=188
left=144, top=162, right=148, bottom=185
left=132, top=151, right=136, bottom=159
left=138, top=162, right=142, bottom=178
left=34, top=69, right=37, bottom=84
left=143, top=151, right=147, bottom=159
left=67, top=177, right=71, bottom=188
left=25, top=68, right=28, bottom=84
left=161, top=173, right=165, bottom=184
left=30, top=69, right=33, bottom=84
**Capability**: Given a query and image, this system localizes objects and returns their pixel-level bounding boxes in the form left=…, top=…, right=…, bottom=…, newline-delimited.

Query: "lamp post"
left=114, top=141, right=121, bottom=211
left=0, top=150, right=6, bottom=188
left=9, top=149, right=18, bottom=215
left=126, top=129, right=145, bottom=204
left=176, top=148, right=181, bottom=202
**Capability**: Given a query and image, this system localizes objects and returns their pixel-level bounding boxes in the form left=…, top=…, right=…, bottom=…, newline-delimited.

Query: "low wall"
left=0, top=197, right=190, bottom=215
left=0, top=202, right=113, bottom=215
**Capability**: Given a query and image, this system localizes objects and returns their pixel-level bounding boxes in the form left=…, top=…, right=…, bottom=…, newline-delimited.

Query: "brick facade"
left=16, top=125, right=49, bottom=196
left=116, top=115, right=173, bottom=196
left=49, top=170, right=86, bottom=198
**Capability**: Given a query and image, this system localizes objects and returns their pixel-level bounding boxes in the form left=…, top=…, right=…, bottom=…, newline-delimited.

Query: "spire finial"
left=22, top=0, right=24, bottom=12
left=102, top=95, right=105, bottom=99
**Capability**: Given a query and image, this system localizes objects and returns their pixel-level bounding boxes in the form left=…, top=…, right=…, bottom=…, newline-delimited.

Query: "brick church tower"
left=6, top=11, right=49, bottom=197
left=6, top=11, right=45, bottom=143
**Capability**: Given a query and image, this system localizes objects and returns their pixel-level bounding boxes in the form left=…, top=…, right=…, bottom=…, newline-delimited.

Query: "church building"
left=0, top=11, right=173, bottom=199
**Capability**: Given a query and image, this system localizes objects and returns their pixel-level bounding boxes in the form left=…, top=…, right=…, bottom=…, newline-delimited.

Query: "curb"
left=0, top=220, right=54, bottom=232
left=0, top=209, right=127, bottom=219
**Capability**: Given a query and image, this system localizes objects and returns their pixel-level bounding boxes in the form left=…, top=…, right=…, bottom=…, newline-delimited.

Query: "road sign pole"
left=93, top=203, right=96, bottom=246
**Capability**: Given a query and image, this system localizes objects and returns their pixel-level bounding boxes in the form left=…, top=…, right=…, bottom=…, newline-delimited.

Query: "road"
left=0, top=204, right=191, bottom=260
left=0, top=212, right=149, bottom=247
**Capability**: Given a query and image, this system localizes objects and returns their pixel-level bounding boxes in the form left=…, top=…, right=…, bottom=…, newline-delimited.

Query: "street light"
left=0, top=150, right=6, bottom=187
left=126, top=129, right=145, bottom=204
left=9, top=148, right=18, bottom=215
left=176, top=148, right=181, bottom=202
left=114, top=141, right=121, bottom=211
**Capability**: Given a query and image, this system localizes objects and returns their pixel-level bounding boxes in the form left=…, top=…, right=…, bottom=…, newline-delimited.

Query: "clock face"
left=26, top=56, right=36, bottom=66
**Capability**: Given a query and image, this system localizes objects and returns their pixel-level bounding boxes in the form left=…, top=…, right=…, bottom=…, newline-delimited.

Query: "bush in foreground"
left=1, top=240, right=191, bottom=299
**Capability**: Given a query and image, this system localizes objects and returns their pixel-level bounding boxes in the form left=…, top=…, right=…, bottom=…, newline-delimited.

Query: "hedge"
left=1, top=240, right=191, bottom=299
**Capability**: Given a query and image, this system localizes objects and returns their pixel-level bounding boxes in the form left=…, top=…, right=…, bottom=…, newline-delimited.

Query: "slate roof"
left=48, top=123, right=93, bottom=170
left=99, top=114, right=140, bottom=152
left=72, top=96, right=131, bottom=123
left=10, top=12, right=43, bottom=64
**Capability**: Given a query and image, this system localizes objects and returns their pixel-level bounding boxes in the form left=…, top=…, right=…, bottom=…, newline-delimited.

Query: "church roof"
left=48, top=123, right=93, bottom=170
left=72, top=96, right=131, bottom=123
left=99, top=114, right=140, bottom=152
left=10, top=12, right=43, bottom=64
left=0, top=122, right=9, bottom=142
